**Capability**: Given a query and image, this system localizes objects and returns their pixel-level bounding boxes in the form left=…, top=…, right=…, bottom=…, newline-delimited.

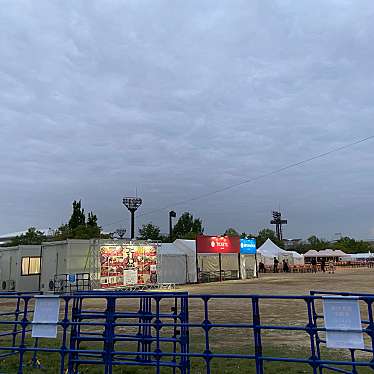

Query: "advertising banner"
left=196, top=235, right=240, bottom=254
left=99, top=245, right=157, bottom=288
left=240, top=239, right=257, bottom=254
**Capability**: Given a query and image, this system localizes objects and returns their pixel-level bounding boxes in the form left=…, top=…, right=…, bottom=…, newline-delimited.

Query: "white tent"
left=304, top=250, right=319, bottom=257
left=257, top=239, right=304, bottom=266
left=343, top=252, right=373, bottom=261
left=288, top=251, right=304, bottom=265
left=157, top=240, right=197, bottom=284
left=304, top=249, right=346, bottom=258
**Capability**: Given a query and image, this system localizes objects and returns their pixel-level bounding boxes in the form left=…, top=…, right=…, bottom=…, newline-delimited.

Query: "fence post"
left=310, top=292, right=323, bottom=374
left=252, top=296, right=264, bottom=374
left=366, top=300, right=374, bottom=371
left=180, top=293, right=190, bottom=374
left=103, top=296, right=116, bottom=374
left=306, top=298, right=319, bottom=374
left=17, top=297, right=30, bottom=374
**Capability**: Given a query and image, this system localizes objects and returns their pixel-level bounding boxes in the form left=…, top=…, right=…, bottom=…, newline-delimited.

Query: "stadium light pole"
left=122, top=197, right=142, bottom=240
left=169, top=211, right=176, bottom=242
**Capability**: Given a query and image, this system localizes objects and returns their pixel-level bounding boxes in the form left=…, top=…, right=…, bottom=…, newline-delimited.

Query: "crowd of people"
left=310, top=257, right=335, bottom=273
left=258, top=257, right=336, bottom=274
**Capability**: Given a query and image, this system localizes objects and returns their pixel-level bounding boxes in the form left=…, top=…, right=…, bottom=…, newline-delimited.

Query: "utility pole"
left=169, top=211, right=176, bottom=241
left=122, top=197, right=142, bottom=239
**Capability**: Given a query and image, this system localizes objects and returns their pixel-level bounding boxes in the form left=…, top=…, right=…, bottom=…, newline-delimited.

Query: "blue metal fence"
left=0, top=291, right=374, bottom=373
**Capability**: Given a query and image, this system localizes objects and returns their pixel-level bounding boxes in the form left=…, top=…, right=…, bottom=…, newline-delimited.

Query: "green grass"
left=1, top=344, right=372, bottom=373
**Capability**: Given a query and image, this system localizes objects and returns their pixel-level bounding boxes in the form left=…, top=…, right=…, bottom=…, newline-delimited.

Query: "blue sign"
left=68, top=274, right=76, bottom=283
left=240, top=239, right=257, bottom=254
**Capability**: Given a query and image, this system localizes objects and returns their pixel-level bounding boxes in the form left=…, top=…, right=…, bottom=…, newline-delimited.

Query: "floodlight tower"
left=122, top=197, right=142, bottom=239
left=271, top=211, right=288, bottom=240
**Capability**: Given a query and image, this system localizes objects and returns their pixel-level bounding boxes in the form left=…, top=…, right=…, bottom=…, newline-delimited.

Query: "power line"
left=102, top=135, right=374, bottom=229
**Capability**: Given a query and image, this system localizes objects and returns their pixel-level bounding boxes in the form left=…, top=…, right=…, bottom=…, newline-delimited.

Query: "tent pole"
left=238, top=253, right=241, bottom=280
left=255, top=252, right=258, bottom=278
left=219, top=253, right=222, bottom=282
left=195, top=252, right=199, bottom=283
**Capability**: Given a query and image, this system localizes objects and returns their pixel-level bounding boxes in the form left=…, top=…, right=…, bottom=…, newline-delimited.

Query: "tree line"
left=2, top=201, right=373, bottom=254
left=3, top=200, right=102, bottom=246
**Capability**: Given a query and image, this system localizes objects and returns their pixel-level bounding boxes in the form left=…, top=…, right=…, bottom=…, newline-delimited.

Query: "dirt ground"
left=181, top=267, right=374, bottom=296
left=175, top=268, right=374, bottom=350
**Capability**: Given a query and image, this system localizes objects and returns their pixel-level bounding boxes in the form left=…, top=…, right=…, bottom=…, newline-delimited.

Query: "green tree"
left=72, top=224, right=100, bottom=239
left=9, top=227, right=46, bottom=246
left=68, top=200, right=86, bottom=230
left=223, top=228, right=239, bottom=237
left=52, top=224, right=71, bottom=241
left=87, top=212, right=98, bottom=227
left=52, top=201, right=101, bottom=240
left=333, top=236, right=371, bottom=254
left=295, top=235, right=330, bottom=254
left=172, top=212, right=204, bottom=240
left=138, top=223, right=161, bottom=240
left=241, top=232, right=257, bottom=239
left=256, top=228, right=283, bottom=248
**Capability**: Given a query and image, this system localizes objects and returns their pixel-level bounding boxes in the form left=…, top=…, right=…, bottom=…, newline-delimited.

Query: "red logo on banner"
left=196, top=235, right=240, bottom=254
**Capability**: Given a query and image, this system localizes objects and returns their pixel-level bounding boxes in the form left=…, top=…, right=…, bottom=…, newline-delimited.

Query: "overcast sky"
left=1, top=0, right=373, bottom=240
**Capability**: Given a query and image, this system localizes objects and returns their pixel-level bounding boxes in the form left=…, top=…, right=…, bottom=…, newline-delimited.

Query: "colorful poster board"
left=196, top=235, right=240, bottom=254
left=323, top=297, right=364, bottom=349
left=100, top=245, right=157, bottom=288
left=240, top=239, right=257, bottom=254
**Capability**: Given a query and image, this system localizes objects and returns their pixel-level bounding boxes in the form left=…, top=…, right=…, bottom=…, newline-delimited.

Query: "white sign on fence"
left=123, top=269, right=138, bottom=286
left=32, top=295, right=60, bottom=338
left=323, top=296, right=364, bottom=349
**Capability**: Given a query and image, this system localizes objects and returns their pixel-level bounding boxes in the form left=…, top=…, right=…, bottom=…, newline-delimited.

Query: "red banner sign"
left=196, top=235, right=240, bottom=254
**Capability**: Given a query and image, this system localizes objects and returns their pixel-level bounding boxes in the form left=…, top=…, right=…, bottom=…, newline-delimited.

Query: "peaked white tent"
left=257, top=239, right=304, bottom=266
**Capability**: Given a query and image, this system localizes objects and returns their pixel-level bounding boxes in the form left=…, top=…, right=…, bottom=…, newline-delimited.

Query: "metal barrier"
left=0, top=291, right=374, bottom=373
left=310, top=290, right=374, bottom=374
left=52, top=273, right=92, bottom=293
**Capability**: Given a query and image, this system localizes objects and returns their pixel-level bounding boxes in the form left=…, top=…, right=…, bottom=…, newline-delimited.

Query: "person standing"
left=285, top=259, right=290, bottom=273
left=328, top=259, right=335, bottom=274
left=259, top=261, right=266, bottom=273
left=321, top=258, right=326, bottom=273
left=273, top=257, right=279, bottom=273
left=311, top=257, right=317, bottom=273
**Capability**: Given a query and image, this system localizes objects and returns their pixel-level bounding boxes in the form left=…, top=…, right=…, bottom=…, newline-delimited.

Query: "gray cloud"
left=0, top=0, right=374, bottom=239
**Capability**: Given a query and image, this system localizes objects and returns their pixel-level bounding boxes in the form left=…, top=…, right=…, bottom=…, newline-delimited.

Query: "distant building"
left=0, top=229, right=50, bottom=246
left=283, top=238, right=303, bottom=250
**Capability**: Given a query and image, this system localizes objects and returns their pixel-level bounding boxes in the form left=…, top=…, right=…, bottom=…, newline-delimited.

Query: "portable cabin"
left=0, top=245, right=42, bottom=292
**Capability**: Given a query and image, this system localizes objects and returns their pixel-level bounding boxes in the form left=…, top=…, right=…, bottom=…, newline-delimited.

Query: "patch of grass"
left=1, top=343, right=371, bottom=373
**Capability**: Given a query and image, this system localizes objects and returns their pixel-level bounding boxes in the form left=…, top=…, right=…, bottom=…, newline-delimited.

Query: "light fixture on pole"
left=270, top=210, right=287, bottom=241
left=122, top=197, right=142, bottom=239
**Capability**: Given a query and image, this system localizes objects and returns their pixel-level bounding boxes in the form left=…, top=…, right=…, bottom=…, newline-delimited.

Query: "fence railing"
left=0, top=291, right=373, bottom=373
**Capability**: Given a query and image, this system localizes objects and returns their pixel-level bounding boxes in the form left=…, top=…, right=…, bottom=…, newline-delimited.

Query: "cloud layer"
left=1, top=0, right=374, bottom=239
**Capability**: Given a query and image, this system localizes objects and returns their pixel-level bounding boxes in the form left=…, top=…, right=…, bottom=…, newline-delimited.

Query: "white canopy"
left=304, top=250, right=319, bottom=257
left=257, top=239, right=288, bottom=257
left=257, top=239, right=304, bottom=265
left=304, top=249, right=346, bottom=258
left=342, top=252, right=373, bottom=261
